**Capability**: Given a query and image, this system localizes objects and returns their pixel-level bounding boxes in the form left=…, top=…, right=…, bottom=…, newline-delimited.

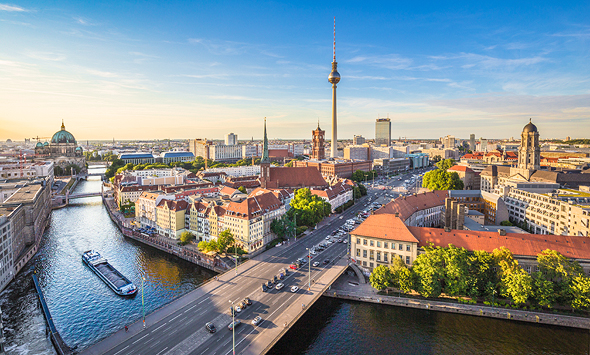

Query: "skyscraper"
left=375, top=118, right=391, bottom=146
left=469, top=134, right=475, bottom=150
left=518, top=119, right=540, bottom=171
left=328, top=17, right=340, bottom=158
left=225, top=133, right=237, bottom=145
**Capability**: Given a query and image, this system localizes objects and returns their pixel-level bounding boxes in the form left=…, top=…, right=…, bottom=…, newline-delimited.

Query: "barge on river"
left=82, top=250, right=138, bottom=296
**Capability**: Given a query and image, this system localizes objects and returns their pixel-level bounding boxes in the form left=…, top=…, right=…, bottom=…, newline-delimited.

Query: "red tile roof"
left=225, top=191, right=283, bottom=219
left=448, top=165, right=474, bottom=173
left=156, top=199, right=188, bottom=211
left=375, top=190, right=449, bottom=221
left=409, top=226, right=590, bottom=260
left=351, top=214, right=419, bottom=243
left=264, top=167, right=328, bottom=189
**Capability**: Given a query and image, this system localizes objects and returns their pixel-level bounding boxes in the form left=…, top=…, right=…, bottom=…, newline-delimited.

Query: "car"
left=235, top=306, right=242, bottom=313
left=323, top=259, right=330, bottom=264
left=325, top=236, right=330, bottom=240
left=262, top=283, right=268, bottom=292
left=290, top=286, right=299, bottom=293
left=273, top=275, right=278, bottom=283
left=238, top=301, right=246, bottom=309
left=339, top=216, right=343, bottom=219
left=228, top=320, right=241, bottom=331
left=275, top=242, right=282, bottom=247
left=278, top=272, right=284, bottom=280
left=313, top=261, right=320, bottom=267
left=311, top=250, right=316, bottom=255
left=289, top=264, right=298, bottom=270
left=266, top=281, right=274, bottom=289
left=205, top=322, right=216, bottom=333
left=327, top=240, right=333, bottom=244
left=276, top=282, right=285, bottom=290
left=252, top=316, right=262, bottom=326
left=343, top=240, right=348, bottom=244
left=244, top=297, right=252, bottom=306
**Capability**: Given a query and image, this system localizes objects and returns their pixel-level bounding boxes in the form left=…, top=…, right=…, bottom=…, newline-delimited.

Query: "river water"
left=1, top=168, right=588, bottom=354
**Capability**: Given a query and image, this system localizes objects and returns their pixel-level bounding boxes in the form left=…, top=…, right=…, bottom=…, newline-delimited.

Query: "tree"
left=537, top=249, right=583, bottom=304
left=504, top=268, right=533, bottom=305
left=353, top=186, right=361, bottom=199
left=569, top=275, right=590, bottom=311
left=532, top=272, right=556, bottom=308
left=237, top=186, right=247, bottom=194
left=500, top=220, right=514, bottom=226
left=289, top=188, right=332, bottom=226
left=436, top=159, right=456, bottom=170
left=370, top=265, right=393, bottom=291
left=358, top=184, right=367, bottom=196
left=422, top=169, right=464, bottom=191
left=179, top=231, right=195, bottom=245
left=442, top=245, right=471, bottom=297
left=217, top=229, right=236, bottom=254
left=351, top=170, right=365, bottom=182
left=54, top=165, right=64, bottom=176
left=411, top=244, right=445, bottom=298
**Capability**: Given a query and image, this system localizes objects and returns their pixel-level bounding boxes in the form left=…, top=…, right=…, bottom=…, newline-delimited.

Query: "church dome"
left=51, top=121, right=76, bottom=144
left=35, top=142, right=43, bottom=148
left=523, top=119, right=537, bottom=134
left=43, top=142, right=49, bottom=146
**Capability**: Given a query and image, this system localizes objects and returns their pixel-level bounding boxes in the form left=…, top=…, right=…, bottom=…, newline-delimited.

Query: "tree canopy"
left=197, top=229, right=236, bottom=254
left=422, top=159, right=463, bottom=191
left=288, top=188, right=332, bottom=227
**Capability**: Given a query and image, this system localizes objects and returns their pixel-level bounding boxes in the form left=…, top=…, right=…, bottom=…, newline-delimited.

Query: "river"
left=1, top=168, right=588, bottom=354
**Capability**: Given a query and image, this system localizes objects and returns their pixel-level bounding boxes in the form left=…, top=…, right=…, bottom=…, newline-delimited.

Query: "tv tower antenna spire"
left=333, top=16, right=336, bottom=62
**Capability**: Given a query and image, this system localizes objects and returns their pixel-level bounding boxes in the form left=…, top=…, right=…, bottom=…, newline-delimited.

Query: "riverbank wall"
left=324, top=284, right=590, bottom=330
left=32, top=272, right=72, bottom=355
left=101, top=195, right=228, bottom=273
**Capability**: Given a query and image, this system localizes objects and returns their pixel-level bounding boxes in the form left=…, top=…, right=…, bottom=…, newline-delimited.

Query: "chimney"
left=394, top=212, right=399, bottom=218
left=444, top=226, right=451, bottom=232
left=498, top=229, right=506, bottom=236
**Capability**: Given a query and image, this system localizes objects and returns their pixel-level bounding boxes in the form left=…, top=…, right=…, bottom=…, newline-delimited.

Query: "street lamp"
left=229, top=300, right=235, bottom=355
left=306, top=247, right=311, bottom=291
left=492, top=289, right=497, bottom=308
left=141, top=277, right=146, bottom=329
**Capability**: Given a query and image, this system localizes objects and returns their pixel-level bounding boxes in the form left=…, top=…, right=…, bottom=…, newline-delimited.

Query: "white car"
left=313, top=261, right=320, bottom=267
left=311, top=250, right=316, bottom=255
left=275, top=282, right=284, bottom=290
left=325, top=236, right=330, bottom=240
left=290, top=286, right=299, bottom=293
left=235, top=306, right=242, bottom=313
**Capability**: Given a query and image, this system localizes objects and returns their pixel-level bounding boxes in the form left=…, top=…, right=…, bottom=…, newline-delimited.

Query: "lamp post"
left=306, top=247, right=311, bottom=291
left=141, top=277, right=146, bottom=329
left=492, top=289, right=497, bottom=308
left=229, top=300, right=235, bottom=355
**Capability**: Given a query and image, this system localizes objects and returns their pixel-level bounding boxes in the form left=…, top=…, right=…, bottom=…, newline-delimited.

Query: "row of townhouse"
left=311, top=181, right=353, bottom=212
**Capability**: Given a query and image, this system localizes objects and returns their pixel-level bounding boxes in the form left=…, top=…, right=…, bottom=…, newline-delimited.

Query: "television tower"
left=328, top=17, right=340, bottom=158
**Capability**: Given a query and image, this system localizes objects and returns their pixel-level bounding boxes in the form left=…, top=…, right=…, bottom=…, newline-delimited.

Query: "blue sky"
left=0, top=1, right=588, bottom=141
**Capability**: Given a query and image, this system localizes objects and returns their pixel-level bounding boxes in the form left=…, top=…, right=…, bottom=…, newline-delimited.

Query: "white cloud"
left=86, top=69, right=118, bottom=78
left=26, top=52, right=66, bottom=61
left=0, top=3, right=28, bottom=11
left=207, top=95, right=262, bottom=101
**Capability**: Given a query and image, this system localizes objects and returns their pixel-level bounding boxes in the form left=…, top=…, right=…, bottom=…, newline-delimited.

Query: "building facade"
left=311, top=124, right=326, bottom=160
left=375, top=118, right=391, bottom=146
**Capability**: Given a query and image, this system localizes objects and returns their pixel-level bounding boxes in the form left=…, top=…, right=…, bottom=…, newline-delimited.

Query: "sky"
left=0, top=1, right=589, bottom=141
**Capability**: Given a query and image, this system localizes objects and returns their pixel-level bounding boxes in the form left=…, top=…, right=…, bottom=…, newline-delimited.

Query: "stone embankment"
left=325, top=273, right=590, bottom=330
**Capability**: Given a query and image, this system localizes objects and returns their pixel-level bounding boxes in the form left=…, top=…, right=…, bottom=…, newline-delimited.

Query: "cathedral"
left=35, top=121, right=85, bottom=171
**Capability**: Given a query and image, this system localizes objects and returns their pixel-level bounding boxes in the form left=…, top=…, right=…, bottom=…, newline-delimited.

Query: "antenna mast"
left=333, top=17, right=336, bottom=62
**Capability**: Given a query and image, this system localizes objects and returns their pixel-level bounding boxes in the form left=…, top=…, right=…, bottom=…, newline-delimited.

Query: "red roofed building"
left=447, top=165, right=481, bottom=190
left=375, top=190, right=449, bottom=227
left=351, top=214, right=590, bottom=273
left=311, top=181, right=353, bottom=212
left=155, top=199, right=189, bottom=238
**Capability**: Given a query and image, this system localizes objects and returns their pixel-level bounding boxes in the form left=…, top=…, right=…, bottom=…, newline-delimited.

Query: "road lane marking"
left=201, top=347, right=210, bottom=355
left=151, top=323, right=166, bottom=332
left=168, top=313, right=182, bottom=322
left=156, top=347, right=168, bottom=355
left=113, top=346, right=129, bottom=355
left=198, top=298, right=208, bottom=304
left=185, top=304, right=198, bottom=312
left=149, top=340, right=161, bottom=348
left=131, top=334, right=149, bottom=344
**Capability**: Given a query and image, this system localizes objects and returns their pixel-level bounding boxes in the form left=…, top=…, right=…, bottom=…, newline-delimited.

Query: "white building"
left=206, top=165, right=261, bottom=177
left=225, top=133, right=238, bottom=146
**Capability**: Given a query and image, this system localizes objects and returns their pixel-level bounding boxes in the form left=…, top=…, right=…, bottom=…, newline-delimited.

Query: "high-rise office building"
left=375, top=118, right=391, bottom=146
left=441, top=135, right=456, bottom=149
left=353, top=135, right=366, bottom=145
left=469, top=134, right=475, bottom=150
left=225, top=133, right=238, bottom=145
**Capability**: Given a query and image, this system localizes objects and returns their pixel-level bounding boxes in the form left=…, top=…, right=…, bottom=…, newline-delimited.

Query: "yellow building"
left=155, top=200, right=188, bottom=238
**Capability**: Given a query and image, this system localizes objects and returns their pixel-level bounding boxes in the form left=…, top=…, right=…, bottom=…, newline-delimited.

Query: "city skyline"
left=1, top=1, right=589, bottom=141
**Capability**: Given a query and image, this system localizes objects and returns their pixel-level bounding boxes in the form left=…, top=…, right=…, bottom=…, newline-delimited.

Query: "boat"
left=82, top=250, right=138, bottom=296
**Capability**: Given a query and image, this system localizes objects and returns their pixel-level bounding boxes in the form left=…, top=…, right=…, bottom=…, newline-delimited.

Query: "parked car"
left=289, top=264, right=298, bottom=270
left=235, top=306, right=242, bottom=313
left=238, top=301, right=246, bottom=309
left=278, top=272, right=284, bottom=280
left=266, top=281, right=273, bottom=289
left=205, top=322, right=216, bottom=333
left=313, top=261, right=320, bottom=267
left=276, top=282, right=285, bottom=290
left=273, top=275, right=278, bottom=283
left=228, top=320, right=241, bottom=330
left=290, top=286, right=299, bottom=293
left=324, top=259, right=330, bottom=264
left=244, top=297, right=252, bottom=306
left=252, top=316, right=262, bottom=326
left=262, top=283, right=268, bottom=292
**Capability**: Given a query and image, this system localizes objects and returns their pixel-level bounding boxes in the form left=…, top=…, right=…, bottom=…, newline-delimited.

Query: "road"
left=93, top=169, right=429, bottom=355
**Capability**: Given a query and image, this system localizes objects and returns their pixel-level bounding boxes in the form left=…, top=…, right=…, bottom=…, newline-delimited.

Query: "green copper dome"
left=35, top=142, right=43, bottom=148
left=43, top=142, right=49, bottom=146
left=51, top=121, right=76, bottom=144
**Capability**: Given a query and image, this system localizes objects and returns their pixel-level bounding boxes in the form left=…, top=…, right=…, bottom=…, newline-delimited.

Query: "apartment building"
left=310, top=181, right=353, bottom=212
left=376, top=191, right=449, bottom=227
left=155, top=200, right=189, bottom=238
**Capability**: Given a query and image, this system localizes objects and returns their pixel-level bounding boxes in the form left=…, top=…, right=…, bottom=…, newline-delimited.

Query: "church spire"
left=61, top=119, right=65, bottom=131
left=261, top=117, right=270, bottom=164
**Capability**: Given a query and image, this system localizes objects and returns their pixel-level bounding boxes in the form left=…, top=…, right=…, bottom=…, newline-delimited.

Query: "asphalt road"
left=100, top=171, right=427, bottom=355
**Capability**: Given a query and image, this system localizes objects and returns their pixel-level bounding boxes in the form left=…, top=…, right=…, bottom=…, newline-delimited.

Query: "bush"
left=296, top=226, right=308, bottom=236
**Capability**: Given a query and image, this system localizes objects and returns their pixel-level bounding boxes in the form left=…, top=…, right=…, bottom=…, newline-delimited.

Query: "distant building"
left=34, top=121, right=85, bottom=170
left=447, top=165, right=481, bottom=190
left=343, top=146, right=369, bottom=160
left=470, top=134, right=476, bottom=150
left=311, top=123, right=326, bottom=160
left=119, top=153, right=156, bottom=165
left=160, top=151, right=194, bottom=164
left=353, top=135, right=366, bottom=145
left=225, top=133, right=238, bottom=146
left=375, top=118, right=391, bottom=146
left=293, top=160, right=372, bottom=179
left=372, top=158, right=410, bottom=174
left=441, top=135, right=456, bottom=149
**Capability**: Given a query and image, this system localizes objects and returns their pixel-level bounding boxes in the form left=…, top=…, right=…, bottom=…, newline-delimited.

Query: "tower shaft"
left=331, top=83, right=337, bottom=158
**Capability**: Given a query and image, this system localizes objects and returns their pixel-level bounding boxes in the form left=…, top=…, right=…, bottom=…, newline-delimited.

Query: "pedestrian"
left=125, top=325, right=128, bottom=332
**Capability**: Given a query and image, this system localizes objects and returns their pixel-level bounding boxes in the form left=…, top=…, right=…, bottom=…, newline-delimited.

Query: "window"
left=377, top=252, right=381, bottom=261
left=363, top=250, right=367, bottom=258
left=384, top=253, right=388, bottom=262
left=406, top=256, right=410, bottom=264
left=370, top=240, right=374, bottom=247
left=363, top=261, right=367, bottom=266
left=391, top=243, right=395, bottom=249
left=363, top=239, right=367, bottom=245
left=399, top=244, right=403, bottom=251
left=406, top=245, right=411, bottom=252
left=356, top=249, right=360, bottom=257
left=377, top=241, right=381, bottom=248
left=370, top=262, right=374, bottom=268
left=357, top=238, right=360, bottom=244
left=370, top=250, right=374, bottom=260
left=384, top=242, right=388, bottom=249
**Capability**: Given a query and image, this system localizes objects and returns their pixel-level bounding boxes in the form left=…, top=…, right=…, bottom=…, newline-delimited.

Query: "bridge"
left=80, top=195, right=371, bottom=355
left=77, top=172, right=106, bottom=180
left=68, top=192, right=103, bottom=199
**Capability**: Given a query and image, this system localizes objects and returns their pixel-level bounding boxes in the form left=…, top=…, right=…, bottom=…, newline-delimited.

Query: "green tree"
left=351, top=170, right=365, bottom=182
left=237, top=186, right=247, bottom=194
left=370, top=265, right=394, bottom=291
left=217, top=229, right=236, bottom=254
left=532, top=272, right=556, bottom=308
left=422, top=159, right=463, bottom=191
left=353, top=186, right=361, bottom=199
left=500, top=220, right=514, bottom=226
left=179, top=231, right=195, bottom=245
left=105, top=158, right=125, bottom=179
left=289, top=188, right=332, bottom=226
left=436, top=159, right=456, bottom=170
left=412, top=244, right=445, bottom=298
left=54, top=165, right=64, bottom=176
left=504, top=268, right=533, bottom=306
left=537, top=249, right=583, bottom=304
left=389, top=257, right=411, bottom=290
left=358, top=184, right=367, bottom=196
left=569, top=275, right=590, bottom=311
left=442, top=245, right=471, bottom=297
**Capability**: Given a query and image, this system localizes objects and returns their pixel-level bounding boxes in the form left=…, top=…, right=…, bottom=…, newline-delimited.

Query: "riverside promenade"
left=325, top=273, right=590, bottom=330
